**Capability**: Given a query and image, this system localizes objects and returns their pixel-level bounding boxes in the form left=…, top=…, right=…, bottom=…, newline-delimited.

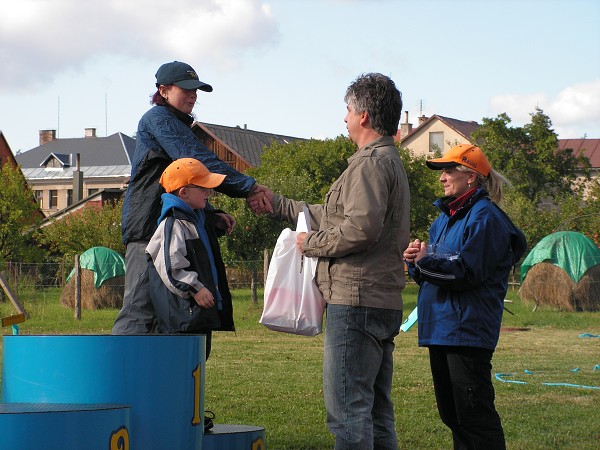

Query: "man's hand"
left=247, top=184, right=274, bottom=214
left=296, top=231, right=307, bottom=251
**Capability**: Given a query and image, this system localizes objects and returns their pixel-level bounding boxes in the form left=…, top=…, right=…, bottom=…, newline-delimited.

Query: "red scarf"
left=448, top=187, right=478, bottom=216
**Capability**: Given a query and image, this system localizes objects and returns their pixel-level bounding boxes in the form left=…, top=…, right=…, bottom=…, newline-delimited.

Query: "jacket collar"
left=435, top=187, right=489, bottom=218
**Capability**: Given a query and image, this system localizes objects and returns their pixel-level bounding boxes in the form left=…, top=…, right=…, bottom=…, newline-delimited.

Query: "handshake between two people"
left=246, top=184, right=274, bottom=215
left=245, top=184, right=307, bottom=250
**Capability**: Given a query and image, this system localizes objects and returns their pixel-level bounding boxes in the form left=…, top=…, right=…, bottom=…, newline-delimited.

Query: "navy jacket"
left=122, top=105, right=256, bottom=244
left=407, top=188, right=526, bottom=350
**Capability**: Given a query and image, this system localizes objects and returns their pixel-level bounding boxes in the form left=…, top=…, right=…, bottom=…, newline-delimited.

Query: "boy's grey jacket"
left=146, top=193, right=234, bottom=333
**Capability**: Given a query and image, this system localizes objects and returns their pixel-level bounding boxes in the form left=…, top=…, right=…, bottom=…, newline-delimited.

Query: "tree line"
left=2, top=109, right=598, bottom=269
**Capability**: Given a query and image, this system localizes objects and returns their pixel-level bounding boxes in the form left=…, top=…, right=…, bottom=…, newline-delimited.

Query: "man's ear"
left=359, top=110, right=369, bottom=127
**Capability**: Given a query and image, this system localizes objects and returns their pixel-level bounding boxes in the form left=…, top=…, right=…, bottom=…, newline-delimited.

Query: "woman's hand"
left=403, top=239, right=427, bottom=264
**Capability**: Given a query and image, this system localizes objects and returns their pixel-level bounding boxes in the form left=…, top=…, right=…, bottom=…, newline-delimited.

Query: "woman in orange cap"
left=403, top=144, right=527, bottom=450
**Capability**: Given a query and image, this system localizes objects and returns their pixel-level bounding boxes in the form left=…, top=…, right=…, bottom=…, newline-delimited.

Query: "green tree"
left=0, top=163, right=45, bottom=262
left=472, top=108, right=590, bottom=204
left=37, top=200, right=125, bottom=260
left=212, top=137, right=356, bottom=301
left=397, top=146, right=441, bottom=240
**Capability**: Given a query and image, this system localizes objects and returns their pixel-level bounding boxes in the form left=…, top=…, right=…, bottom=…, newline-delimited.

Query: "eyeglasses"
left=183, top=185, right=213, bottom=194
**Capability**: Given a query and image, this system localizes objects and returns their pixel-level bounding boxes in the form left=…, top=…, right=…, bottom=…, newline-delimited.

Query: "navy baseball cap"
left=155, top=61, right=213, bottom=92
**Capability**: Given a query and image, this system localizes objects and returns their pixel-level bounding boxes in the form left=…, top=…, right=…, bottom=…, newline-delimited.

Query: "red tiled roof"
left=558, top=138, right=600, bottom=168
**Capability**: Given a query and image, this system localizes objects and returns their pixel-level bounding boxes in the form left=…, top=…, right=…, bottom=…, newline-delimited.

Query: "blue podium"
left=1, top=334, right=265, bottom=449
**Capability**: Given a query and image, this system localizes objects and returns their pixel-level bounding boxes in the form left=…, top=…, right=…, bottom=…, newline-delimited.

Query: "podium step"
left=204, top=424, right=266, bottom=450
left=0, top=402, right=130, bottom=450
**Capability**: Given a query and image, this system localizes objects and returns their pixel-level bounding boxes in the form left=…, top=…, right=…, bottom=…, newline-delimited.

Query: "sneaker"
left=204, top=410, right=215, bottom=433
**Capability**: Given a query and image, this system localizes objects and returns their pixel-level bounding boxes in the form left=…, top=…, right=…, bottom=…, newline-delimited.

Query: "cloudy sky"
left=1, top=0, right=599, bottom=154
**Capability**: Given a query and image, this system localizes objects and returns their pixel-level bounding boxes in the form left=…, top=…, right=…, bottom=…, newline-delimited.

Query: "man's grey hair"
left=344, top=73, right=402, bottom=136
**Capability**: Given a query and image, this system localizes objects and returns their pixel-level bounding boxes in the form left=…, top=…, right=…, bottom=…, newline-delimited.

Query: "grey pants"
left=112, top=241, right=158, bottom=334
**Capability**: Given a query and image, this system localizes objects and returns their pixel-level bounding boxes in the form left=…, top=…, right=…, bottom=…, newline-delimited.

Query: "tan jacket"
left=272, top=136, right=410, bottom=310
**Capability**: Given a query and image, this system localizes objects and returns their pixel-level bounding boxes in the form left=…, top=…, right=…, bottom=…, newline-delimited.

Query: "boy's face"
left=179, top=185, right=213, bottom=209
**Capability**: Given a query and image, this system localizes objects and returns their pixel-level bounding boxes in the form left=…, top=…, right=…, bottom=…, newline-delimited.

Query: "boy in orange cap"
left=146, top=158, right=235, bottom=345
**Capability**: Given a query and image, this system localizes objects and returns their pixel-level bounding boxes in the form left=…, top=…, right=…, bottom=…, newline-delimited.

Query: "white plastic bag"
left=260, top=209, right=325, bottom=336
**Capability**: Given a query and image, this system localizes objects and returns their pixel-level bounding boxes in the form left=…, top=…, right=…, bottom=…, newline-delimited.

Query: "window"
left=45, top=158, right=62, bottom=169
left=49, top=190, right=58, bottom=208
left=67, top=189, right=73, bottom=206
left=87, top=188, right=99, bottom=197
left=34, top=190, right=43, bottom=208
left=429, top=132, right=444, bottom=153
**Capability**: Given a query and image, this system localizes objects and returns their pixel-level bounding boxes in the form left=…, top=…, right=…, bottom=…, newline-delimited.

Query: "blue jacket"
left=407, top=188, right=526, bottom=350
left=121, top=105, right=256, bottom=244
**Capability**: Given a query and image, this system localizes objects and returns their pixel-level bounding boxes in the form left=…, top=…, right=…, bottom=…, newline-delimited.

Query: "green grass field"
left=1, top=284, right=599, bottom=449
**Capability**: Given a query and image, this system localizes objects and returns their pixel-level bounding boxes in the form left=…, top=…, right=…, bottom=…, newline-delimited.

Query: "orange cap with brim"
left=426, top=144, right=491, bottom=176
left=160, top=158, right=226, bottom=193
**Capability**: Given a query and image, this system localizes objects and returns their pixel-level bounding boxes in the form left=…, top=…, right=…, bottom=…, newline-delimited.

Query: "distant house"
left=397, top=114, right=599, bottom=178
left=15, top=124, right=304, bottom=218
left=0, top=130, right=19, bottom=167
left=193, top=122, right=303, bottom=170
left=0, top=130, right=45, bottom=219
left=397, top=113, right=480, bottom=157
left=15, top=129, right=134, bottom=217
left=558, top=138, right=600, bottom=179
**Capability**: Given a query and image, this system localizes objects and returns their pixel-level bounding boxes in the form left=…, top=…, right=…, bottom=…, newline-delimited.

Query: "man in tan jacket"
left=253, top=73, right=410, bottom=450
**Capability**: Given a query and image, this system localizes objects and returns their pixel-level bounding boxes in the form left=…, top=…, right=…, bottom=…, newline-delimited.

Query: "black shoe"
left=204, top=410, right=215, bottom=433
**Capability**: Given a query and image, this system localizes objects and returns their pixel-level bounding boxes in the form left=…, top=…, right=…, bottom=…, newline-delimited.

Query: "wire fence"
left=0, top=260, right=267, bottom=294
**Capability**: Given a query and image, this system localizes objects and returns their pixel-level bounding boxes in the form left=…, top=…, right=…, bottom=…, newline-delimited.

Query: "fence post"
left=74, top=254, right=81, bottom=320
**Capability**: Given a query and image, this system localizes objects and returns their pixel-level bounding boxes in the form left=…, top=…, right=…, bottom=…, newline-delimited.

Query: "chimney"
left=418, top=115, right=429, bottom=126
left=85, top=128, right=97, bottom=138
left=72, top=153, right=84, bottom=203
left=399, top=111, right=413, bottom=139
left=39, top=129, right=57, bottom=146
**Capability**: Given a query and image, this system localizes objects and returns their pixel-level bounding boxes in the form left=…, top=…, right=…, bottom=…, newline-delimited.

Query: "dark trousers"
left=428, top=346, right=506, bottom=450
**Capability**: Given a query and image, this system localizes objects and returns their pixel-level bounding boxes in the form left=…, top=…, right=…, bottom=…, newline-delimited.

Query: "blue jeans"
left=324, top=304, right=403, bottom=450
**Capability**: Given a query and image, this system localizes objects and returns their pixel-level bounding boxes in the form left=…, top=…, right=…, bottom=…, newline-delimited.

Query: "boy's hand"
left=193, top=287, right=214, bottom=308
left=216, top=212, right=236, bottom=234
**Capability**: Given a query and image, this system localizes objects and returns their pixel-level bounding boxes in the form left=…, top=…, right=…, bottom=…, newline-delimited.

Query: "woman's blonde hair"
left=456, top=165, right=511, bottom=204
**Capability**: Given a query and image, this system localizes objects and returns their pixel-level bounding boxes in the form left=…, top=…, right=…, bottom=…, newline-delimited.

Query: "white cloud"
left=489, top=80, right=600, bottom=138
left=0, top=0, right=279, bottom=92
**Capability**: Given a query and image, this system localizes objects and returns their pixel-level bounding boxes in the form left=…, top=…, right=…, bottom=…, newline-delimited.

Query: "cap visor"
left=196, top=173, right=226, bottom=189
left=426, top=160, right=459, bottom=170
left=174, top=79, right=213, bottom=92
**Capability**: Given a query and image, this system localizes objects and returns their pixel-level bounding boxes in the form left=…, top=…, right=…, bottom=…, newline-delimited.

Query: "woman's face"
left=160, top=85, right=197, bottom=115
left=439, top=167, right=476, bottom=198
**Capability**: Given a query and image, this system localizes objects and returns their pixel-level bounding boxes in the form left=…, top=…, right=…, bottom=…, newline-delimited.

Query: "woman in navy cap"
left=113, top=61, right=265, bottom=335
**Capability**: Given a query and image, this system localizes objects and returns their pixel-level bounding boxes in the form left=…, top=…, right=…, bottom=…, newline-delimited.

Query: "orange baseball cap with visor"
left=426, top=144, right=491, bottom=176
left=160, top=158, right=226, bottom=193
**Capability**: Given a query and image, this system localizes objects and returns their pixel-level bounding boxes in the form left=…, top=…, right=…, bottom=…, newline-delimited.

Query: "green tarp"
left=520, top=231, right=600, bottom=284
left=66, top=247, right=126, bottom=288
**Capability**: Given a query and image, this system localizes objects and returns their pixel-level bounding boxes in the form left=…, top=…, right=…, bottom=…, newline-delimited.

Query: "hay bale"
left=518, top=262, right=576, bottom=311
left=572, top=265, right=600, bottom=312
left=60, top=270, right=124, bottom=310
